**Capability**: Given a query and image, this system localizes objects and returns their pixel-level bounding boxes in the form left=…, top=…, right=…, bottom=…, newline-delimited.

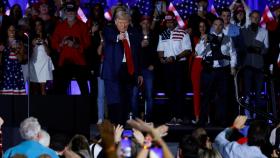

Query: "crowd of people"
left=0, top=115, right=280, bottom=158
left=0, top=0, right=280, bottom=126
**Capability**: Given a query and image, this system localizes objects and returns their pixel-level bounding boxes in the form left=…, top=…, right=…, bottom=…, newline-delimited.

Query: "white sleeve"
left=245, top=7, right=251, bottom=28
left=182, top=33, right=192, bottom=51
left=195, top=39, right=206, bottom=56
left=263, top=29, right=269, bottom=49
left=229, top=38, right=237, bottom=68
left=157, top=35, right=164, bottom=52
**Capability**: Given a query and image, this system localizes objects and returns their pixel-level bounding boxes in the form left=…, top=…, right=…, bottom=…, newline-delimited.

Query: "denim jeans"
left=97, top=76, right=105, bottom=120
left=142, top=68, right=154, bottom=119
left=97, top=63, right=105, bottom=120
left=130, top=68, right=154, bottom=119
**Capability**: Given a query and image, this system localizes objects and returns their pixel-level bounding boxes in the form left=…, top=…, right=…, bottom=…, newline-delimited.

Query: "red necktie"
left=122, top=38, right=134, bottom=75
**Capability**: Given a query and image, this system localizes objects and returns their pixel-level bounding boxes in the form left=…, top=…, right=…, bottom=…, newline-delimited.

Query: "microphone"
left=24, top=32, right=29, bottom=38
left=23, top=31, right=30, bottom=117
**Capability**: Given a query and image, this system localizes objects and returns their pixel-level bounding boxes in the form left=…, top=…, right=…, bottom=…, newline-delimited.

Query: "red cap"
left=236, top=6, right=245, bottom=13
left=38, top=0, right=48, bottom=6
left=140, top=15, right=151, bottom=22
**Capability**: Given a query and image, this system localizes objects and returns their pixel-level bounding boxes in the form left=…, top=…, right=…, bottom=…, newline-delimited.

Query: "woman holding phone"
left=0, top=24, right=26, bottom=95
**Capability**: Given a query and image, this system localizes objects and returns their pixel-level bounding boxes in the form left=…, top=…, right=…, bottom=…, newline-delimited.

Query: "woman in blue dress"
left=0, top=24, right=26, bottom=95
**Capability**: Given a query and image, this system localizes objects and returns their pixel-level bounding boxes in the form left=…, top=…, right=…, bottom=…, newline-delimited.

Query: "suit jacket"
left=101, top=25, right=142, bottom=81
left=241, top=26, right=269, bottom=69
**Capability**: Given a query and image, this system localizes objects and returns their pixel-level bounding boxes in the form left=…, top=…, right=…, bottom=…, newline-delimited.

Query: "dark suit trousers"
left=105, top=63, right=137, bottom=124
left=243, top=66, right=264, bottom=106
left=199, top=66, right=230, bottom=126
left=163, top=61, right=187, bottom=119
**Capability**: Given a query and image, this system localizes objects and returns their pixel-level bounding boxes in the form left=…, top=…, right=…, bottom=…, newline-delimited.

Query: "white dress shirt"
left=195, top=32, right=237, bottom=68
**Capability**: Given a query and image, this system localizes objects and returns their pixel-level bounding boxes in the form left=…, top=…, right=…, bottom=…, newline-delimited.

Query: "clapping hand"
left=133, top=129, right=145, bottom=145
left=232, top=115, right=247, bottom=130
left=127, top=118, right=168, bottom=140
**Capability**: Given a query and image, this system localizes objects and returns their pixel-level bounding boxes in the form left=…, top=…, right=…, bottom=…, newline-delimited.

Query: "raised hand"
left=133, top=129, right=145, bottom=145
left=232, top=115, right=247, bottom=130
left=155, top=125, right=168, bottom=137
left=114, top=124, right=124, bottom=143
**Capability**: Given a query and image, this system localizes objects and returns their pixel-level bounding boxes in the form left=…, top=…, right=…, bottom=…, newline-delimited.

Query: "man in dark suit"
left=102, top=10, right=143, bottom=124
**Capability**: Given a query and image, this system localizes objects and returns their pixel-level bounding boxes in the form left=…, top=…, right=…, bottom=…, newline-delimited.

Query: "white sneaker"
left=166, top=117, right=177, bottom=126
left=97, top=119, right=103, bottom=124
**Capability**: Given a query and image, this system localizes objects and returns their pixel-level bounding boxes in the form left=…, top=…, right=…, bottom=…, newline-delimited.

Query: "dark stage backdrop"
left=0, top=96, right=93, bottom=150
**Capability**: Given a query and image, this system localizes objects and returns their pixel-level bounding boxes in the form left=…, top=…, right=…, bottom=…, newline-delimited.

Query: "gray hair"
left=19, top=117, right=41, bottom=140
left=39, top=130, right=50, bottom=147
left=114, top=10, right=131, bottom=21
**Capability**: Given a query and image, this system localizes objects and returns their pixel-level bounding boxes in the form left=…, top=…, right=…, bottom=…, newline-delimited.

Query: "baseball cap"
left=165, top=11, right=175, bottom=21
left=65, top=2, right=77, bottom=12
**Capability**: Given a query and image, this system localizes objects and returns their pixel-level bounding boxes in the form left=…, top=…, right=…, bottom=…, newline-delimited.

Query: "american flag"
left=90, top=0, right=107, bottom=9
left=2, top=0, right=10, bottom=10
left=213, top=0, right=233, bottom=14
left=170, top=0, right=197, bottom=20
left=267, top=0, right=280, bottom=10
left=134, top=0, right=153, bottom=16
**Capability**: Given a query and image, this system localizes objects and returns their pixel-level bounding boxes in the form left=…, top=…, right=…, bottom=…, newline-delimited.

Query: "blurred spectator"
left=9, top=4, right=23, bottom=27
left=89, top=128, right=104, bottom=158
left=38, top=130, right=51, bottom=147
left=178, top=135, right=199, bottom=158
left=138, top=16, right=157, bottom=121
left=157, top=11, right=192, bottom=125
left=240, top=11, right=269, bottom=119
left=0, top=24, right=26, bottom=95
left=269, top=124, right=280, bottom=149
left=188, top=0, right=216, bottom=37
left=98, top=120, right=118, bottom=158
left=37, top=0, right=59, bottom=70
left=69, top=134, right=92, bottom=158
left=213, top=116, right=268, bottom=158
left=49, top=133, right=70, bottom=157
left=3, top=117, right=58, bottom=158
left=229, top=0, right=251, bottom=28
left=51, top=1, right=91, bottom=95
left=30, top=18, right=54, bottom=95
left=191, top=20, right=210, bottom=124
left=197, top=18, right=237, bottom=126
left=0, top=2, right=10, bottom=43
left=86, top=3, right=106, bottom=124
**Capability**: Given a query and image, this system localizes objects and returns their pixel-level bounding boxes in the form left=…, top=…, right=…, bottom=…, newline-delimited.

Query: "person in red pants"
left=191, top=20, right=209, bottom=124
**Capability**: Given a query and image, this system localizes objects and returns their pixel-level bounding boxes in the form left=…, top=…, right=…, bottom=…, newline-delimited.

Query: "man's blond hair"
left=114, top=10, right=131, bottom=21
